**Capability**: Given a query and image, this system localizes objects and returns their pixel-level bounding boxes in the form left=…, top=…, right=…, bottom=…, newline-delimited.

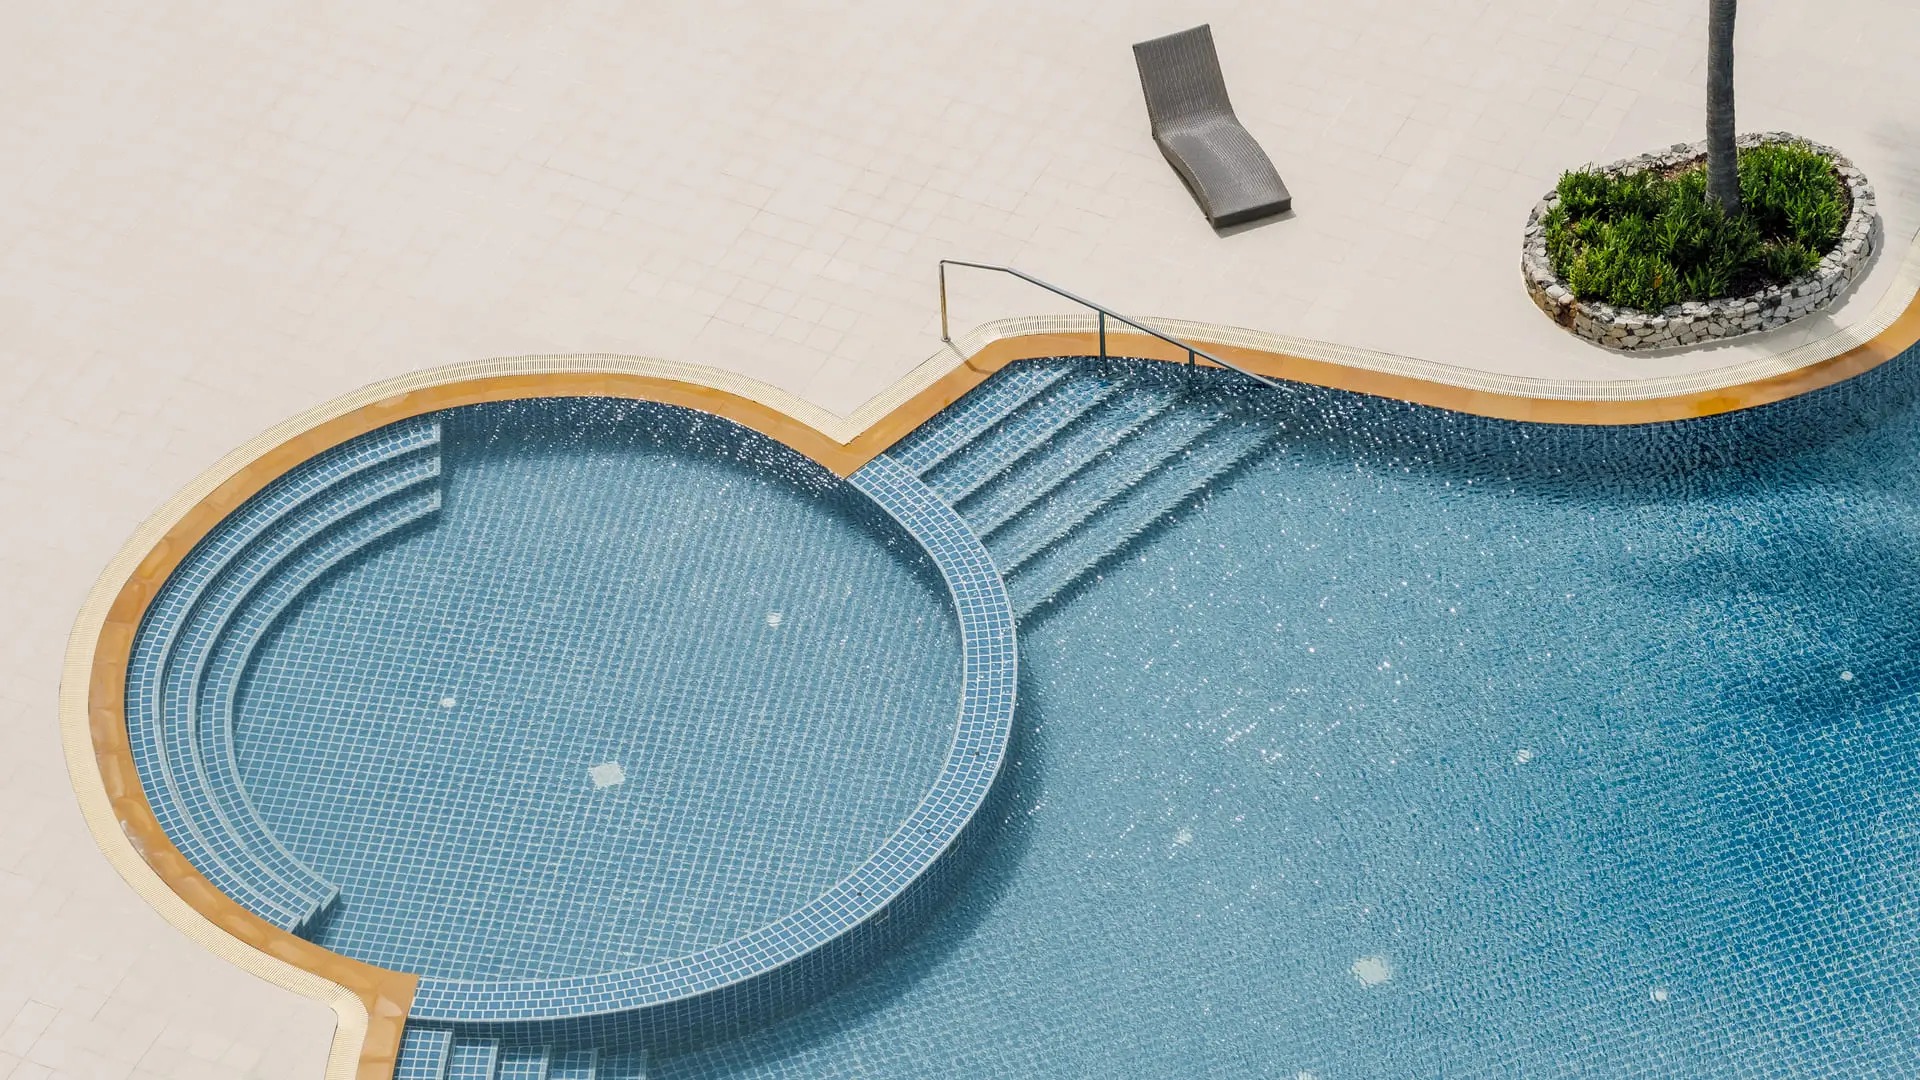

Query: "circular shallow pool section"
left=123, top=396, right=1015, bottom=1025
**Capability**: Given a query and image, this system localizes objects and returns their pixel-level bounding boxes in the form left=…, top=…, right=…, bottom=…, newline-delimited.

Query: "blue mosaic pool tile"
left=881, top=358, right=1287, bottom=620
left=598, top=1049, right=648, bottom=1080
left=884, top=361, right=1071, bottom=475
left=1005, top=413, right=1273, bottom=616
left=125, top=417, right=440, bottom=932
left=924, top=371, right=1122, bottom=503
left=958, top=380, right=1181, bottom=535
left=401, top=447, right=1017, bottom=1027
left=497, top=1044, right=551, bottom=1080
left=986, top=400, right=1220, bottom=564
left=395, top=1023, right=455, bottom=1080
left=546, top=1048, right=597, bottom=1080
left=445, top=1039, right=500, bottom=1080
left=161, top=456, right=439, bottom=923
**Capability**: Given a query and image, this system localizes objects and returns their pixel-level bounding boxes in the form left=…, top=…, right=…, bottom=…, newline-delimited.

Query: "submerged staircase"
left=885, top=359, right=1272, bottom=619
left=397, top=1027, right=648, bottom=1080
left=124, top=416, right=444, bottom=937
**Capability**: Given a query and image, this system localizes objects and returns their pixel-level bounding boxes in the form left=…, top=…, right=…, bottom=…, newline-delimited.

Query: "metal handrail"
left=937, top=259, right=1283, bottom=391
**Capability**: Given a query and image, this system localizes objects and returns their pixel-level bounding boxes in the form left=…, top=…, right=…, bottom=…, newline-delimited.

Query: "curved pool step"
left=124, top=417, right=442, bottom=933
left=1006, top=417, right=1273, bottom=618
left=128, top=422, right=441, bottom=871
left=163, top=452, right=441, bottom=928
left=196, top=484, right=443, bottom=928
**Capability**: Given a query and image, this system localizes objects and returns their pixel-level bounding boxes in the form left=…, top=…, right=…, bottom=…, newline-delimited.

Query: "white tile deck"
left=3, top=1, right=1918, bottom=1077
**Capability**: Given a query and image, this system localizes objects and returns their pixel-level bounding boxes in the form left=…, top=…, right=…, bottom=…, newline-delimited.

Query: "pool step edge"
left=925, top=373, right=1127, bottom=504
left=958, top=382, right=1185, bottom=538
left=989, top=402, right=1229, bottom=574
left=1007, top=420, right=1273, bottom=619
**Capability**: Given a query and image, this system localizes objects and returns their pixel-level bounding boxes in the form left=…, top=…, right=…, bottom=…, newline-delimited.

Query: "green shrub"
left=1545, top=143, right=1848, bottom=310
left=1739, top=143, right=1847, bottom=250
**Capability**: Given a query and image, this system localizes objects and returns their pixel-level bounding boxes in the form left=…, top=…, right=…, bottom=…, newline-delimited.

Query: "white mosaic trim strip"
left=1521, top=133, right=1880, bottom=352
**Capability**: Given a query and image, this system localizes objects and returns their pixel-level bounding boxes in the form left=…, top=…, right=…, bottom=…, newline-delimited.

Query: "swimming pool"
left=117, top=348, right=1920, bottom=1077
left=119, top=394, right=1018, bottom=1059
left=233, top=399, right=969, bottom=982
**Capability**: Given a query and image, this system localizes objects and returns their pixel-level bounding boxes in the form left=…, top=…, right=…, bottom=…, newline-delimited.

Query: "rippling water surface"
left=669, top=351, right=1920, bottom=1078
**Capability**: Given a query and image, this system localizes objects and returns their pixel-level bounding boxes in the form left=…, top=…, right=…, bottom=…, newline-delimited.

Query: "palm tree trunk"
left=1706, top=0, right=1740, bottom=214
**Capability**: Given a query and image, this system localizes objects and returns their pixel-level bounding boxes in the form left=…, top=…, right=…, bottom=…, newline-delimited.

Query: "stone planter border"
left=1522, top=132, right=1879, bottom=352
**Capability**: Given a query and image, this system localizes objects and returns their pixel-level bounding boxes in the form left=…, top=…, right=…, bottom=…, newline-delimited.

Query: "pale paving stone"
left=3, top=3, right=1919, bottom=1080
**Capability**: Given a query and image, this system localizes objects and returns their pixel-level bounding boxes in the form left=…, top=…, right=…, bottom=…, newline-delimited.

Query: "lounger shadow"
left=1133, top=24, right=1292, bottom=228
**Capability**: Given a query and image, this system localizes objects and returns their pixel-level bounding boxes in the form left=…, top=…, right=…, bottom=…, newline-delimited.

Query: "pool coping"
left=57, top=237, right=1920, bottom=1079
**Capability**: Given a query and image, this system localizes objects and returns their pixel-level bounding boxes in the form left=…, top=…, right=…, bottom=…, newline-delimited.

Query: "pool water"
left=654, top=354, right=1920, bottom=1078
left=232, top=399, right=963, bottom=980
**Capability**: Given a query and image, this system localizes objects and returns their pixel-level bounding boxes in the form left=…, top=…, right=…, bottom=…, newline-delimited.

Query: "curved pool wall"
left=391, top=447, right=1017, bottom=1046
left=409, top=742, right=1025, bottom=1058
left=121, top=397, right=1017, bottom=1054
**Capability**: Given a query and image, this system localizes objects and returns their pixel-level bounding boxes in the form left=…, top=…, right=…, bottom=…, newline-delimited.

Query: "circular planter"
left=1522, top=132, right=1879, bottom=352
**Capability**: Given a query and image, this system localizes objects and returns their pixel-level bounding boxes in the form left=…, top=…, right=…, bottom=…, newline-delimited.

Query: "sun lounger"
left=1132, top=24, right=1292, bottom=227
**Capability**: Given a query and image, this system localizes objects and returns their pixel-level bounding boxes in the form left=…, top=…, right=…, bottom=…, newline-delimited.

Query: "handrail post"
left=938, top=261, right=951, bottom=343
left=934, top=258, right=1282, bottom=391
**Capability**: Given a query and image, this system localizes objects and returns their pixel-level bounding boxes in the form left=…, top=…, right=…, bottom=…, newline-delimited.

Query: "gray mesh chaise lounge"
left=1132, top=24, right=1291, bottom=227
